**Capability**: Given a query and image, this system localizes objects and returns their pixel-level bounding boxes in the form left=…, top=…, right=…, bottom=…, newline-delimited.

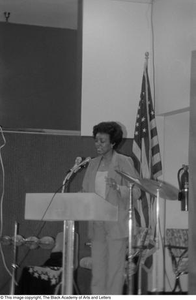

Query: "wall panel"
left=0, top=22, right=81, bottom=131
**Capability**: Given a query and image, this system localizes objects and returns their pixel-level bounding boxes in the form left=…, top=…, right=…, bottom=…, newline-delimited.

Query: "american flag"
left=132, top=56, right=162, bottom=230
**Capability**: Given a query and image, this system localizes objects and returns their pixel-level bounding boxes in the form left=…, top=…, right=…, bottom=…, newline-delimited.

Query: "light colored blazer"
left=82, top=151, right=140, bottom=239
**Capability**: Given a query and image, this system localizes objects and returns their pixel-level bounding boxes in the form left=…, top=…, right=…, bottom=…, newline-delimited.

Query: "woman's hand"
left=105, top=177, right=120, bottom=191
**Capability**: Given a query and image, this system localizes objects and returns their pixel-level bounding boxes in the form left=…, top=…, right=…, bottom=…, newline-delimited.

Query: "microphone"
left=79, top=157, right=91, bottom=167
left=70, top=157, right=83, bottom=172
left=62, top=157, right=82, bottom=189
left=72, top=157, right=91, bottom=173
left=62, top=157, right=91, bottom=190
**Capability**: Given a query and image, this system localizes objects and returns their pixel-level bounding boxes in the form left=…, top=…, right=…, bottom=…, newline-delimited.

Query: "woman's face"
left=94, top=132, right=114, bottom=156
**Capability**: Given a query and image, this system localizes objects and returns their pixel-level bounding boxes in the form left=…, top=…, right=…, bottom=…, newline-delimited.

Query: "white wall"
left=153, top=0, right=196, bottom=115
left=153, top=0, right=196, bottom=292
left=163, top=112, right=189, bottom=291
left=81, top=0, right=152, bottom=138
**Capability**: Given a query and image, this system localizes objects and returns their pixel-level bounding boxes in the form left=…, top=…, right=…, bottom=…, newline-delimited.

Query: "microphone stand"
left=61, top=169, right=75, bottom=295
left=61, top=158, right=90, bottom=294
left=10, top=222, right=18, bottom=295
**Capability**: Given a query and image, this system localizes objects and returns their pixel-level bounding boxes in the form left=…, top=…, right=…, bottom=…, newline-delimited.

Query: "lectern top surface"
left=25, top=193, right=118, bottom=222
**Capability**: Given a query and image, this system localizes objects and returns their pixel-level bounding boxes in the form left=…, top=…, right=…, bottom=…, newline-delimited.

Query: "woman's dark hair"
left=93, top=121, right=123, bottom=149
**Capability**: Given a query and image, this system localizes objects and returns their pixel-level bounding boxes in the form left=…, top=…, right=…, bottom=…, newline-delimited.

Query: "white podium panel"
left=25, top=193, right=118, bottom=222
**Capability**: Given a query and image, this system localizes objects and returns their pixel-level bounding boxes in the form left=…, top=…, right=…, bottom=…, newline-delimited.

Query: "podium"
left=25, top=193, right=118, bottom=294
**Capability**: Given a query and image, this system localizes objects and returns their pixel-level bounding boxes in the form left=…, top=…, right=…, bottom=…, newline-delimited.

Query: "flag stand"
left=127, top=181, right=160, bottom=295
left=127, top=183, right=134, bottom=295
left=154, top=188, right=160, bottom=294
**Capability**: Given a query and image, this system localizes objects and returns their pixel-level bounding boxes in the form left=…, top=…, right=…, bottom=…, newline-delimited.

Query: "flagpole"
left=132, top=51, right=163, bottom=294
left=145, top=51, right=155, bottom=293
left=145, top=51, right=156, bottom=293
left=145, top=52, right=160, bottom=293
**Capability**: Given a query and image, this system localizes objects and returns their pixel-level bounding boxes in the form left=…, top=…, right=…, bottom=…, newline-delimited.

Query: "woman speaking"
left=82, top=121, right=140, bottom=295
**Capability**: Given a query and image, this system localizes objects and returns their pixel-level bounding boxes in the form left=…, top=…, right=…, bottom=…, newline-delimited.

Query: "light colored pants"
left=91, top=222, right=127, bottom=295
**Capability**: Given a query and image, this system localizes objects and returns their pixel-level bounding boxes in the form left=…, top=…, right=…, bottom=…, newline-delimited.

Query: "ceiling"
left=0, top=0, right=152, bottom=29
